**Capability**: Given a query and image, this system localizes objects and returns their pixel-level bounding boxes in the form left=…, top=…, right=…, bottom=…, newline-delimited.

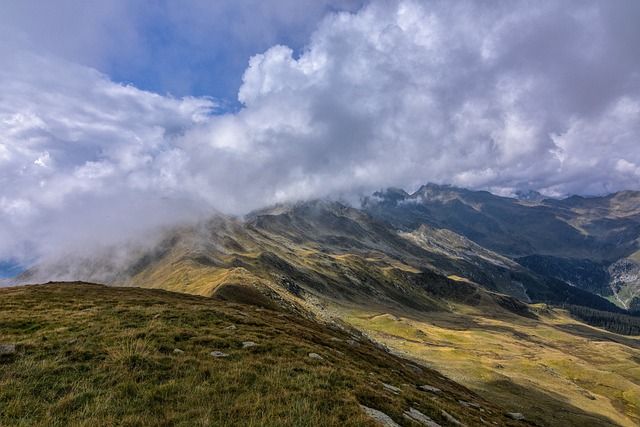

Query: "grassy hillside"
left=0, top=282, right=527, bottom=427
left=339, top=300, right=640, bottom=427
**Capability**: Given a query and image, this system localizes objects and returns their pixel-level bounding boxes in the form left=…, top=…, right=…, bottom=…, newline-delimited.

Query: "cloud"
left=1, top=0, right=639, bottom=268
left=0, top=49, right=215, bottom=263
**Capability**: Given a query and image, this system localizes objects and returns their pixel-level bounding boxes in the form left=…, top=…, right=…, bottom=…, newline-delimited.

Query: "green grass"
left=0, top=282, right=526, bottom=427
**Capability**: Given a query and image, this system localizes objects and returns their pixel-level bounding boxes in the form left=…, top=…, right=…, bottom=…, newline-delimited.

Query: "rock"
left=152, top=314, right=161, bottom=319
left=382, top=382, right=401, bottom=394
left=0, top=344, right=16, bottom=355
left=173, top=348, right=184, bottom=355
left=505, top=412, right=525, bottom=420
left=242, top=341, right=257, bottom=348
left=441, top=410, right=462, bottom=426
left=403, top=408, right=441, bottom=427
left=459, top=400, right=481, bottom=410
left=405, top=363, right=423, bottom=374
left=417, top=385, right=442, bottom=394
left=360, top=405, right=401, bottom=427
left=330, top=337, right=342, bottom=342
left=236, top=311, right=249, bottom=317
left=225, top=325, right=237, bottom=330
left=308, top=353, right=323, bottom=360
left=210, top=351, right=230, bottom=358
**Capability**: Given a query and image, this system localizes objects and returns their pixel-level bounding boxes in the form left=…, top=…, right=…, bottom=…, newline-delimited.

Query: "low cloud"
left=1, top=0, right=639, bottom=267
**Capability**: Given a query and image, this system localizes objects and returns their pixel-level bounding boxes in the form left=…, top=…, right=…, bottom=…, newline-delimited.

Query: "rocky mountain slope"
left=363, top=184, right=640, bottom=309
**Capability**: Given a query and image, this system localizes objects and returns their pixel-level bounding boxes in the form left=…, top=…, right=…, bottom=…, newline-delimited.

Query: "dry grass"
left=341, top=302, right=640, bottom=427
left=0, top=282, right=526, bottom=426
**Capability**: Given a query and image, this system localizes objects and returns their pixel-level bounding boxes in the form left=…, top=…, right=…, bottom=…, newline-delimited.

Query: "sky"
left=1, top=0, right=639, bottom=271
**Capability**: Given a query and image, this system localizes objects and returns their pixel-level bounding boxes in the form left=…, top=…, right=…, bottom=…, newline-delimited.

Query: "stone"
left=505, top=412, right=525, bottom=421
left=360, top=405, right=401, bottom=427
left=0, top=344, right=16, bottom=355
left=210, top=351, right=230, bottom=358
left=417, top=385, right=443, bottom=394
left=441, top=410, right=462, bottom=426
left=403, top=408, right=441, bottom=427
left=308, top=352, right=323, bottom=360
left=404, top=363, right=423, bottom=374
left=382, top=382, right=401, bottom=394
left=225, top=325, right=237, bottom=330
left=242, top=341, right=257, bottom=348
left=459, top=400, right=481, bottom=409
left=173, top=348, right=184, bottom=355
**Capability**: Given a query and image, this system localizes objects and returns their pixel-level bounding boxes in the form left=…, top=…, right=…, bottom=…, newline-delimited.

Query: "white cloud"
left=1, top=0, right=639, bottom=268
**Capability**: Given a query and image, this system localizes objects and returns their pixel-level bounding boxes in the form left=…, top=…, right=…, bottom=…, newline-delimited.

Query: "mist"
left=1, top=0, right=639, bottom=271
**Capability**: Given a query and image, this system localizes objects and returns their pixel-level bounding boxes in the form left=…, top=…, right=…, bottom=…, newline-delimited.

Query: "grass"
left=340, top=302, right=640, bottom=427
left=0, top=282, right=528, bottom=426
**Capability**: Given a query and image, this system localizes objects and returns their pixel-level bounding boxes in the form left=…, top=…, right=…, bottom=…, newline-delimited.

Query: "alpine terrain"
left=3, top=185, right=640, bottom=426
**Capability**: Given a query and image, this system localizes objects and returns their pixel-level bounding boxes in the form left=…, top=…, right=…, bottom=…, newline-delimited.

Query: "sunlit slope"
left=341, top=301, right=640, bottom=427
left=0, top=282, right=527, bottom=427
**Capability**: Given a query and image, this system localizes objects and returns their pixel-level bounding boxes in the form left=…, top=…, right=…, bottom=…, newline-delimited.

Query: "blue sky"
left=0, top=0, right=639, bottom=274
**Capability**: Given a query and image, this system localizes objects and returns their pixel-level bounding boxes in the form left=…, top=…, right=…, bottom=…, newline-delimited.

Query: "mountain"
left=2, top=282, right=528, bottom=427
left=363, top=184, right=640, bottom=309
left=6, top=186, right=640, bottom=425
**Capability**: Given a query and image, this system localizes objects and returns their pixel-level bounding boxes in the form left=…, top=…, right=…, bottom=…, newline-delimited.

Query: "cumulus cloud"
left=1, top=0, right=639, bottom=268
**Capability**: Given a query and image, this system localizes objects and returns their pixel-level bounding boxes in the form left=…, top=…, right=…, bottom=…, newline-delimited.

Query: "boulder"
left=505, top=412, right=525, bottom=420
left=0, top=344, right=16, bottom=355
left=360, top=405, right=401, bottom=427
left=308, top=353, right=323, bottom=360
left=210, top=351, right=230, bottom=358
left=417, top=385, right=442, bottom=394
left=441, top=410, right=462, bottom=426
left=403, top=408, right=441, bottom=427
left=382, top=382, right=401, bottom=394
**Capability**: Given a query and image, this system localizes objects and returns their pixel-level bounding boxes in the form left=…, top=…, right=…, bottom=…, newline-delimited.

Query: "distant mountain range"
left=12, top=184, right=640, bottom=313
left=363, top=184, right=640, bottom=310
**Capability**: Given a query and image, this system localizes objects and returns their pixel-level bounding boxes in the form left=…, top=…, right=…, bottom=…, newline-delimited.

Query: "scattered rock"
left=236, top=311, right=249, bottom=317
left=403, top=408, right=441, bottom=427
left=254, top=308, right=265, bottom=312
left=459, top=400, right=482, bottom=410
left=346, top=339, right=360, bottom=347
left=404, top=363, right=423, bottom=374
left=152, top=314, right=161, bottom=319
left=330, top=337, right=342, bottom=342
left=360, top=405, right=401, bottom=427
left=382, top=382, right=401, bottom=394
left=173, top=348, right=184, bottom=355
left=441, top=410, right=462, bottom=426
left=225, top=325, right=237, bottom=330
left=0, top=344, right=16, bottom=355
left=242, top=341, right=257, bottom=348
left=210, top=351, right=230, bottom=358
left=308, top=353, right=323, bottom=360
left=505, top=412, right=525, bottom=421
left=417, top=385, right=442, bottom=394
